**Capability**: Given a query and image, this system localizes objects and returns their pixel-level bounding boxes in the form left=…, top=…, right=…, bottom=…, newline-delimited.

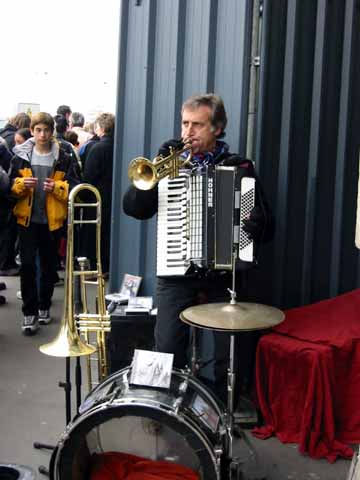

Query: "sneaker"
left=16, top=290, right=22, bottom=300
left=22, top=315, right=39, bottom=335
left=38, top=309, right=51, bottom=325
left=0, top=267, right=20, bottom=276
left=54, top=278, right=64, bottom=287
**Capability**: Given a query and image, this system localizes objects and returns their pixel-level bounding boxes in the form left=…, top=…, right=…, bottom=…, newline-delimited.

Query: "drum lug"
left=213, top=446, right=223, bottom=480
left=173, top=396, right=184, bottom=415
left=178, top=377, right=190, bottom=395
left=229, top=459, right=244, bottom=480
left=173, top=376, right=190, bottom=414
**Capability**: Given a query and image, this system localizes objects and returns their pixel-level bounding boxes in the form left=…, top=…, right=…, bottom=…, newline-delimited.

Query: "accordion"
left=156, top=165, right=256, bottom=276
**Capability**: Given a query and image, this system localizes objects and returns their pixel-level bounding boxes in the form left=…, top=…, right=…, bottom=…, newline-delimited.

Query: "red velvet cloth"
left=89, top=452, right=200, bottom=480
left=253, top=288, right=360, bottom=462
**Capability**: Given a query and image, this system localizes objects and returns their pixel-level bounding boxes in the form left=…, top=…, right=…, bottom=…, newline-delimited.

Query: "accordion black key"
left=157, top=165, right=255, bottom=276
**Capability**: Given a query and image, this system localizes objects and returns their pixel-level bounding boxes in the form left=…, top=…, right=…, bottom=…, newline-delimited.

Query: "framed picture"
left=120, top=273, right=142, bottom=298
left=105, top=273, right=142, bottom=306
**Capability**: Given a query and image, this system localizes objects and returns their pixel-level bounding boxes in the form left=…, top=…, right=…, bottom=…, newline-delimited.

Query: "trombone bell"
left=40, top=322, right=96, bottom=357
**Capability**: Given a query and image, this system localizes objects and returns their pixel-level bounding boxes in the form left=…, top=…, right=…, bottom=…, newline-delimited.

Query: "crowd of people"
left=0, top=105, right=115, bottom=334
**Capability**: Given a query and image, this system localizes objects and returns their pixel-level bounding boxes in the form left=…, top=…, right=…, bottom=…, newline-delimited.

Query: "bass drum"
left=50, top=367, right=229, bottom=479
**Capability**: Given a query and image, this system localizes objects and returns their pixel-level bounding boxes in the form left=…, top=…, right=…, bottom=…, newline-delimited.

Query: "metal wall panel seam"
left=206, top=0, right=219, bottom=92
left=110, top=0, right=130, bottom=292
left=301, top=0, right=327, bottom=305
left=140, top=0, right=158, bottom=278
left=329, top=0, right=356, bottom=296
left=254, top=0, right=270, bottom=173
left=273, top=0, right=298, bottom=306
left=113, top=0, right=152, bottom=290
left=173, top=0, right=187, bottom=134
left=245, top=0, right=260, bottom=162
left=182, top=0, right=211, bottom=99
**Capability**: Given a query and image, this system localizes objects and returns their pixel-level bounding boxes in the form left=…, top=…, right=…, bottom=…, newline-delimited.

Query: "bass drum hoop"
left=52, top=367, right=228, bottom=480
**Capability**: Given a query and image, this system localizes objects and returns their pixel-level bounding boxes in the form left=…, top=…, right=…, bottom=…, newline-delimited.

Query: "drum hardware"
left=180, top=251, right=284, bottom=478
left=347, top=445, right=360, bottom=480
left=173, top=375, right=190, bottom=414
left=49, top=366, right=228, bottom=479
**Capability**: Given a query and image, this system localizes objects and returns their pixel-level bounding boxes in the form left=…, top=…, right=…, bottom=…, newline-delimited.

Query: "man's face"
left=31, top=123, right=53, bottom=148
left=181, top=105, right=220, bottom=154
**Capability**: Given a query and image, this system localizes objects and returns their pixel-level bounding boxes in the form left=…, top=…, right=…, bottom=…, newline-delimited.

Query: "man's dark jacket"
left=0, top=124, right=17, bottom=152
left=83, top=135, right=114, bottom=217
left=123, top=142, right=274, bottom=245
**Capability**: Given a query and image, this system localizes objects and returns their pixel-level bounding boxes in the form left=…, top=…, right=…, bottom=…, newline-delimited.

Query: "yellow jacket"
left=10, top=138, right=79, bottom=231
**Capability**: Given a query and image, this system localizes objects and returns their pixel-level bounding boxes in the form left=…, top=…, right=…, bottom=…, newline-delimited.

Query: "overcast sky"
left=0, top=0, right=120, bottom=121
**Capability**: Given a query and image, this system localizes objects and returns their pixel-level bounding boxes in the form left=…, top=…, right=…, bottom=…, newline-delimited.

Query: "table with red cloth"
left=252, top=288, right=360, bottom=462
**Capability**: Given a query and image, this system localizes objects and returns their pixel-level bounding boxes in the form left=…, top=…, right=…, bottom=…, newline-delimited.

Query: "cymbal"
left=180, top=302, right=284, bottom=332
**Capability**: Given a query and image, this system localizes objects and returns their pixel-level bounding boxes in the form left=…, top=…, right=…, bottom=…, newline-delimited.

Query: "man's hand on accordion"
left=158, top=139, right=185, bottom=157
left=220, top=154, right=253, bottom=170
left=242, top=206, right=267, bottom=242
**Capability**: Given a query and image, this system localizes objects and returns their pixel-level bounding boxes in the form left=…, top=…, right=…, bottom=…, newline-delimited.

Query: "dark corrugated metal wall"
left=251, top=0, right=360, bottom=309
left=110, top=0, right=360, bottom=310
left=110, top=0, right=252, bottom=297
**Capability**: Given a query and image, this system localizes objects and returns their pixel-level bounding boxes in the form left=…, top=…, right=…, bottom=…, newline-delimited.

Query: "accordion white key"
left=157, top=165, right=255, bottom=276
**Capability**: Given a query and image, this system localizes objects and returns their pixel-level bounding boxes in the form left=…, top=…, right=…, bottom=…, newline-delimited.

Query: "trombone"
left=40, top=183, right=111, bottom=391
left=128, top=144, right=192, bottom=190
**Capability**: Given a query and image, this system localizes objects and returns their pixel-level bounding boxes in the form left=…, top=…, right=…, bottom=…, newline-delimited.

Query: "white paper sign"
left=130, top=349, right=174, bottom=389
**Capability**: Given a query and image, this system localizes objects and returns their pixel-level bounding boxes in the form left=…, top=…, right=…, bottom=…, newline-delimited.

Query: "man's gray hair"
left=182, top=93, right=227, bottom=138
left=71, top=112, right=85, bottom=127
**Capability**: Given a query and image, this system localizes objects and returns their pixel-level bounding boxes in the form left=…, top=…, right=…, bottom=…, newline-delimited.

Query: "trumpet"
left=128, top=144, right=192, bottom=190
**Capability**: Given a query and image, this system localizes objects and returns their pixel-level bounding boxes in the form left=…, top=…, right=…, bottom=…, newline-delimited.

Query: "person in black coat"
left=0, top=166, right=10, bottom=304
left=82, top=113, right=115, bottom=275
left=0, top=113, right=31, bottom=153
left=0, top=142, right=18, bottom=275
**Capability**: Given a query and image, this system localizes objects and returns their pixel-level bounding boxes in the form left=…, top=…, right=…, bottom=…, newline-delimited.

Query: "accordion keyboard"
left=157, top=173, right=191, bottom=276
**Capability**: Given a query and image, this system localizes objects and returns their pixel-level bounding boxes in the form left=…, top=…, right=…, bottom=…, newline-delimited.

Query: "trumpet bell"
left=40, top=321, right=96, bottom=357
left=128, top=157, right=157, bottom=190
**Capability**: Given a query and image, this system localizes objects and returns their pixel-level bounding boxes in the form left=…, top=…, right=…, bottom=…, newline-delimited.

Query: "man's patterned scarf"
left=180, top=140, right=229, bottom=169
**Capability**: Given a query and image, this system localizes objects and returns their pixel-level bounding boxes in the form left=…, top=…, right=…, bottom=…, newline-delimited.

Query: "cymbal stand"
left=190, top=326, right=199, bottom=376
left=226, top=261, right=237, bottom=460
left=227, top=252, right=266, bottom=480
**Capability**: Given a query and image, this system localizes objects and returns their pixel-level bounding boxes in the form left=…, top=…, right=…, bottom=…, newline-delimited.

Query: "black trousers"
left=18, top=223, right=58, bottom=316
left=0, top=212, right=18, bottom=270
left=155, top=274, right=248, bottom=403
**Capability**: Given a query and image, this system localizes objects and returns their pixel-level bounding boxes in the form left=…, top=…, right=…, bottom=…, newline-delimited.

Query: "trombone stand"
left=34, top=276, right=84, bottom=476
left=34, top=356, right=76, bottom=477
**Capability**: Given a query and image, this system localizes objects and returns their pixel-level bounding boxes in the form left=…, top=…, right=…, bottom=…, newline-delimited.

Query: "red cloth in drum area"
left=252, top=288, right=360, bottom=462
left=89, top=451, right=200, bottom=480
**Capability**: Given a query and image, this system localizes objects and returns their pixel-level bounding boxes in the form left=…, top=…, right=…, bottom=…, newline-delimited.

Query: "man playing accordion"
left=123, top=93, right=274, bottom=403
